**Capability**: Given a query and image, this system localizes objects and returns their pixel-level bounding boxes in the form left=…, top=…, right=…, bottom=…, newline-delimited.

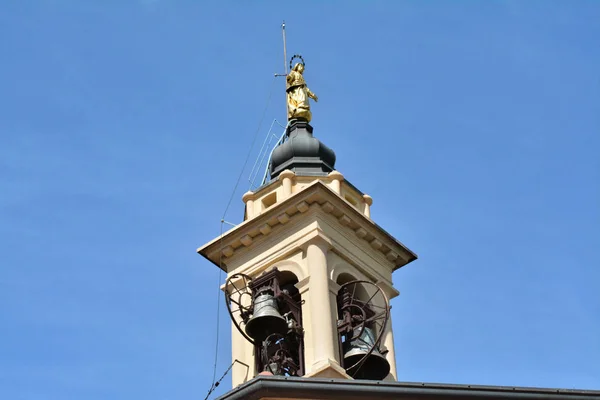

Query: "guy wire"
left=203, top=360, right=250, bottom=400
left=210, top=222, right=224, bottom=388
left=221, top=75, right=277, bottom=222
left=207, top=75, right=277, bottom=393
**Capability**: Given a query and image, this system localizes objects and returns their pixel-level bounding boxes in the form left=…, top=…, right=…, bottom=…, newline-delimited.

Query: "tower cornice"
left=197, top=181, right=417, bottom=273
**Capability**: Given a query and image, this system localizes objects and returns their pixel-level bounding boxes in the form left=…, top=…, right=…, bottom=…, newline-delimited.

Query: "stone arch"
left=331, top=261, right=369, bottom=283
left=336, top=271, right=358, bottom=285
left=269, top=259, right=305, bottom=281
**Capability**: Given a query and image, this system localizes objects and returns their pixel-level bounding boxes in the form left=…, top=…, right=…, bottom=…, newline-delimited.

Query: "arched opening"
left=249, top=268, right=304, bottom=377
left=335, top=274, right=390, bottom=380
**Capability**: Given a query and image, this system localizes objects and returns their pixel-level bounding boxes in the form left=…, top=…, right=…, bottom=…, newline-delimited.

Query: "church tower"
left=197, top=55, right=417, bottom=391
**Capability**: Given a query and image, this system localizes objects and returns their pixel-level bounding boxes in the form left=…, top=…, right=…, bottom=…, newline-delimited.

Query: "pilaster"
left=298, top=235, right=345, bottom=377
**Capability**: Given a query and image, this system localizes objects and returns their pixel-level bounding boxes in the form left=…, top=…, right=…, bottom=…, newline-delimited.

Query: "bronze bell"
left=245, top=293, right=288, bottom=342
left=343, top=326, right=390, bottom=380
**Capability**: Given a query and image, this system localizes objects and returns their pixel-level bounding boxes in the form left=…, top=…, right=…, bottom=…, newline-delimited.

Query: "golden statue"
left=286, top=61, right=318, bottom=123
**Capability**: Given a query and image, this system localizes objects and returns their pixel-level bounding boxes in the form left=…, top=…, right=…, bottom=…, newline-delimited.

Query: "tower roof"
left=216, top=376, right=600, bottom=400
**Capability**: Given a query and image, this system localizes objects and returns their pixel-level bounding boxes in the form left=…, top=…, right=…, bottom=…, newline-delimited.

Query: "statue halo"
left=289, top=54, right=305, bottom=71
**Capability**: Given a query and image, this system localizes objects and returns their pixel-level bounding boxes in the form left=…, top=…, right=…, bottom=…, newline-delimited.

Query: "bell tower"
left=197, top=54, right=417, bottom=389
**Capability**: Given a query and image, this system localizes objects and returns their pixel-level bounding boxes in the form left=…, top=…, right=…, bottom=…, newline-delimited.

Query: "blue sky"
left=1, top=1, right=599, bottom=399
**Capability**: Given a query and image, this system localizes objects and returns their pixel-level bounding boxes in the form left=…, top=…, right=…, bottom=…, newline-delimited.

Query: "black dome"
left=269, top=120, right=336, bottom=179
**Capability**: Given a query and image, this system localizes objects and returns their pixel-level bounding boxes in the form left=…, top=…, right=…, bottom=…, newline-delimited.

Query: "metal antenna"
left=282, top=21, right=288, bottom=75
left=274, top=21, right=289, bottom=132
left=275, top=21, right=288, bottom=78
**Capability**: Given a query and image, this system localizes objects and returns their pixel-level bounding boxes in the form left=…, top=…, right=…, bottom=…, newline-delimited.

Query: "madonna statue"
left=286, top=62, right=318, bottom=123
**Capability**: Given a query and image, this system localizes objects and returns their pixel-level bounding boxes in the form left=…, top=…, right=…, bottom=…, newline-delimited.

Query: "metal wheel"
left=337, top=280, right=390, bottom=378
left=224, top=273, right=256, bottom=345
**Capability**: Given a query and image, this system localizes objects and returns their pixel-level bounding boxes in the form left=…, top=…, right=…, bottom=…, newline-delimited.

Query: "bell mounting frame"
left=224, top=273, right=258, bottom=346
left=337, top=280, right=390, bottom=378
left=261, top=332, right=300, bottom=376
left=224, top=268, right=306, bottom=376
